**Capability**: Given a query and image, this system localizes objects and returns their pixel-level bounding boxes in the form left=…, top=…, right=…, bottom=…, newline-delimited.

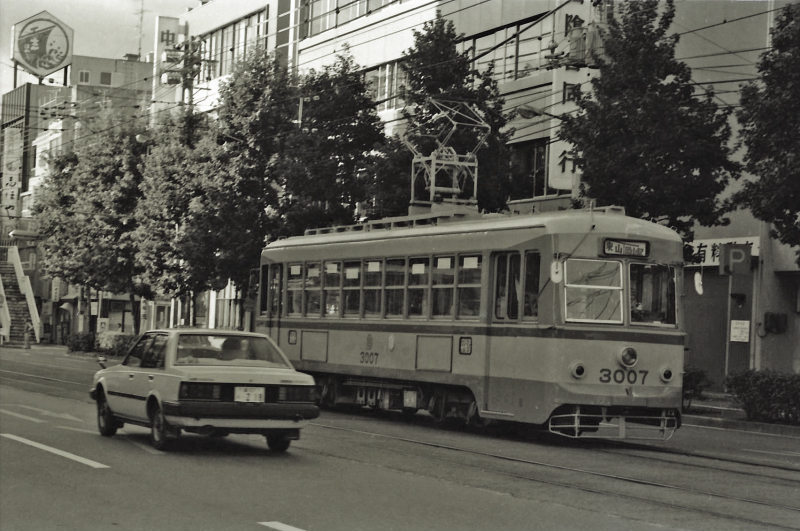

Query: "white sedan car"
left=90, top=329, right=319, bottom=452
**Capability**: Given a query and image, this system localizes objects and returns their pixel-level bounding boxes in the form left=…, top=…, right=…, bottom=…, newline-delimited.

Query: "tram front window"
left=629, top=264, right=676, bottom=326
left=564, top=259, right=623, bottom=323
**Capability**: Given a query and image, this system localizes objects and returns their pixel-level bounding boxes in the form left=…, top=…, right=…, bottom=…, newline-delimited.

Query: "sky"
left=0, top=0, right=201, bottom=99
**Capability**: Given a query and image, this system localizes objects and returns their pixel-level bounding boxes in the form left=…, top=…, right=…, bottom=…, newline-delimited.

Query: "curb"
left=683, top=412, right=800, bottom=438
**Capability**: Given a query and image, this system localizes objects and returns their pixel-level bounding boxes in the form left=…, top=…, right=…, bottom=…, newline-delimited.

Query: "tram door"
left=486, top=251, right=542, bottom=416
left=487, top=252, right=522, bottom=412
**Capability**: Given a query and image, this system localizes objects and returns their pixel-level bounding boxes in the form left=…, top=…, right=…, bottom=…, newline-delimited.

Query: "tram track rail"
left=306, top=420, right=800, bottom=531
left=2, top=355, right=798, bottom=529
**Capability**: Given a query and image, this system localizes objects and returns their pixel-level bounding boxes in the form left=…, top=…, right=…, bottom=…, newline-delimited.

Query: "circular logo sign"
left=14, top=12, right=73, bottom=77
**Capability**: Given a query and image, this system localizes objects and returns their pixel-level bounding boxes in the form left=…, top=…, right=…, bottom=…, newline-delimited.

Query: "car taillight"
left=278, top=386, right=316, bottom=402
left=179, top=383, right=221, bottom=400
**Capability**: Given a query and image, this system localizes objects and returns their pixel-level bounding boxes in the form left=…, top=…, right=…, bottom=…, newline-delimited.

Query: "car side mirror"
left=97, top=356, right=107, bottom=369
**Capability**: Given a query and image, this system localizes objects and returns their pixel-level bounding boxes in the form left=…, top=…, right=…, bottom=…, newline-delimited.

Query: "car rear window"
left=175, top=335, right=292, bottom=368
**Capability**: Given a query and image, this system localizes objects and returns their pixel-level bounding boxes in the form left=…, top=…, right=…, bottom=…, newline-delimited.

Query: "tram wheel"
left=429, top=395, right=446, bottom=423
left=320, top=379, right=338, bottom=409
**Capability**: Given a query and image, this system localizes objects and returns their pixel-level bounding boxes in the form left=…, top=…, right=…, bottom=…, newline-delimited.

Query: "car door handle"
left=128, top=374, right=135, bottom=380
left=148, top=375, right=155, bottom=381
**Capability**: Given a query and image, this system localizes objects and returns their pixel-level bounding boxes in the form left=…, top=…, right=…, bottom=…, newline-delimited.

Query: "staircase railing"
left=0, top=276, right=10, bottom=343
left=7, top=246, right=40, bottom=343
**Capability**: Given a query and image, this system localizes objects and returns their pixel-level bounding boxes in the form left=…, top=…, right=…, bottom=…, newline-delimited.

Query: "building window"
left=100, top=72, right=112, bottom=85
left=306, top=0, right=398, bottom=37
left=509, top=139, right=563, bottom=199
left=364, top=61, right=406, bottom=112
left=200, top=8, right=268, bottom=80
left=465, top=14, right=554, bottom=82
left=79, top=70, right=90, bottom=84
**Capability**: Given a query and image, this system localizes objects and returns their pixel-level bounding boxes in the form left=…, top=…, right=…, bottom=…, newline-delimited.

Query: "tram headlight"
left=570, top=361, right=587, bottom=379
left=659, top=365, right=674, bottom=383
left=616, top=347, right=638, bottom=368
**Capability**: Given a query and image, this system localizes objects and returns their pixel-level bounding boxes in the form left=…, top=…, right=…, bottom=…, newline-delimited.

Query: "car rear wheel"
left=96, top=392, right=118, bottom=437
left=266, top=434, right=291, bottom=452
left=150, top=404, right=176, bottom=450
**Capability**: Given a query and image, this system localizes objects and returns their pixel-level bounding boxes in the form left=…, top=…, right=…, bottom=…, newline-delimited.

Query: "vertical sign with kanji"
left=2, top=128, right=23, bottom=236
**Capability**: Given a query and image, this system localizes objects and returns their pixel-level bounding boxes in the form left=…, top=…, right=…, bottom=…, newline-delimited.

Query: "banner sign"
left=686, top=237, right=760, bottom=268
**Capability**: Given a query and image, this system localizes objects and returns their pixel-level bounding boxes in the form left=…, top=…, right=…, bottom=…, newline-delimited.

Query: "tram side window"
left=323, top=261, right=341, bottom=317
left=432, top=256, right=455, bottom=317
left=343, top=261, right=362, bottom=318
left=305, top=262, right=322, bottom=316
left=268, top=264, right=282, bottom=317
left=495, top=252, right=520, bottom=320
left=523, top=252, right=541, bottom=320
left=271, top=264, right=283, bottom=317
left=385, top=258, right=406, bottom=318
left=287, top=264, right=304, bottom=316
left=564, top=259, right=623, bottom=323
left=259, top=264, right=269, bottom=316
left=408, top=257, right=429, bottom=318
left=457, top=255, right=482, bottom=319
left=364, top=260, right=383, bottom=317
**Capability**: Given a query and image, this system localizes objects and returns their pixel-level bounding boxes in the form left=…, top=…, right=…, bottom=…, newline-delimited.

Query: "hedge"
left=66, top=331, right=96, bottom=353
left=724, top=370, right=800, bottom=425
left=96, top=334, right=138, bottom=357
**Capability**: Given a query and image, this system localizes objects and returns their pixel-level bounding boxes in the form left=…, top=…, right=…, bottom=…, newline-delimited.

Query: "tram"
left=255, top=204, right=684, bottom=440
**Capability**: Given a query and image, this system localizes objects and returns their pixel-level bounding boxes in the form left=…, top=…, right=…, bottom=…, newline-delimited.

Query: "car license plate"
left=234, top=386, right=265, bottom=403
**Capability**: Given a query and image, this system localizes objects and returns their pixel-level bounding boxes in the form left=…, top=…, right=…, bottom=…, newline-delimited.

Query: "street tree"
left=135, top=112, right=228, bottom=304
left=392, top=12, right=513, bottom=213
left=364, top=135, right=414, bottom=220
left=275, top=48, right=384, bottom=236
left=559, top=0, right=740, bottom=244
left=212, top=46, right=296, bottom=277
left=34, top=112, right=152, bottom=334
left=735, top=3, right=800, bottom=264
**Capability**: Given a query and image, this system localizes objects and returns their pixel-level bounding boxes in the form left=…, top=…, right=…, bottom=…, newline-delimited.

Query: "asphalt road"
left=1, top=345, right=799, bottom=531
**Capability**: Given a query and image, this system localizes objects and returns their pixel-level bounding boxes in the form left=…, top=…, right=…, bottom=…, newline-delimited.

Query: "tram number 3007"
left=360, top=351, right=380, bottom=364
left=599, top=369, right=649, bottom=385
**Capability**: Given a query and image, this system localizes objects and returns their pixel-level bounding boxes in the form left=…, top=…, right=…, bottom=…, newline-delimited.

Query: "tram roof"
left=263, top=206, right=682, bottom=255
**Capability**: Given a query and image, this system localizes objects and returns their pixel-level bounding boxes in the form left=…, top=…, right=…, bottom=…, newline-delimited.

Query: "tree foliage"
left=559, top=0, right=739, bottom=242
left=275, top=48, right=384, bottom=236
left=135, top=112, right=230, bottom=296
left=211, top=47, right=296, bottom=277
left=735, top=3, right=800, bottom=263
left=34, top=111, right=152, bottom=333
left=364, top=135, right=414, bottom=220
left=395, top=12, right=513, bottom=213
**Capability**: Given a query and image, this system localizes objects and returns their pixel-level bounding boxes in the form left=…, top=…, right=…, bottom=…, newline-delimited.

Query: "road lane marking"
left=14, top=405, right=84, bottom=422
left=0, top=433, right=110, bottom=468
left=258, top=523, right=306, bottom=531
left=0, top=409, right=46, bottom=423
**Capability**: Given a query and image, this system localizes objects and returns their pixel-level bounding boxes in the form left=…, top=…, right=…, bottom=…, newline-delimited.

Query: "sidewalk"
left=682, top=392, right=800, bottom=438
left=3, top=342, right=799, bottom=438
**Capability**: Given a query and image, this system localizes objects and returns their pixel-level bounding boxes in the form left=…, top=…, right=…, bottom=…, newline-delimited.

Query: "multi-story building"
left=2, top=54, right=152, bottom=344
left=148, top=0, right=797, bottom=382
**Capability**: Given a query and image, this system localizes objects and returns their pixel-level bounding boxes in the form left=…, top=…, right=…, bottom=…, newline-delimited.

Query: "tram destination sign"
left=603, top=239, right=649, bottom=257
